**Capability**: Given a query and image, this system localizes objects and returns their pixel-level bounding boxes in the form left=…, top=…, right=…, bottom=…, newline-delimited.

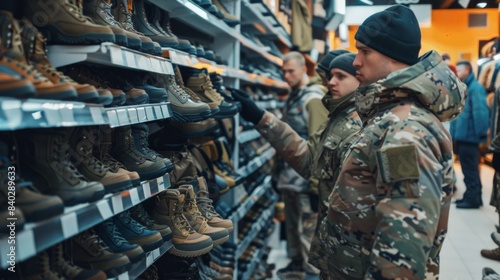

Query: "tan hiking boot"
left=21, top=20, right=102, bottom=103
left=174, top=65, right=220, bottom=115
left=69, top=126, right=133, bottom=193
left=195, top=177, right=233, bottom=232
left=110, top=0, right=156, bottom=53
left=153, top=189, right=213, bottom=257
left=83, top=0, right=143, bottom=49
left=24, top=0, right=116, bottom=44
left=0, top=11, right=77, bottom=100
left=212, top=0, right=240, bottom=27
left=178, top=185, right=229, bottom=246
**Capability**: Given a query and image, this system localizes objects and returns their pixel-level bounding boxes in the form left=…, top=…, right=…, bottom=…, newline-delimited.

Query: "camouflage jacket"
left=321, top=50, right=466, bottom=279
left=256, top=90, right=362, bottom=272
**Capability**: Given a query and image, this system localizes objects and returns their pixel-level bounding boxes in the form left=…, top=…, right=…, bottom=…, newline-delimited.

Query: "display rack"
left=0, top=175, right=170, bottom=268
left=229, top=175, right=272, bottom=222
left=239, top=129, right=261, bottom=144
left=125, top=240, right=174, bottom=279
left=237, top=147, right=276, bottom=178
left=0, top=98, right=172, bottom=131
left=47, top=43, right=174, bottom=74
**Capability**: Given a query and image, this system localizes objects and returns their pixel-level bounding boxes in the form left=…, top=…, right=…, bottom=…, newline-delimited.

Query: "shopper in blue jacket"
left=451, top=60, right=490, bottom=209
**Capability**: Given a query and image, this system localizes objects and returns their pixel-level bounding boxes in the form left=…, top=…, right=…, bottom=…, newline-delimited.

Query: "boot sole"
left=62, top=187, right=106, bottom=206
left=0, top=83, right=36, bottom=98
left=211, top=234, right=229, bottom=247
left=21, top=203, right=65, bottom=222
left=104, top=180, right=134, bottom=194
left=36, top=88, right=78, bottom=101
left=126, top=37, right=142, bottom=50
left=103, top=261, right=132, bottom=278
left=138, top=237, right=164, bottom=252
left=172, top=110, right=212, bottom=123
left=137, top=165, right=168, bottom=181
left=43, top=26, right=116, bottom=45
left=168, top=244, right=213, bottom=258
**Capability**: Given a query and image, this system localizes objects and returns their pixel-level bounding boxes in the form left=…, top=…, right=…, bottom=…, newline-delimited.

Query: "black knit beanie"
left=354, top=5, right=421, bottom=65
left=318, top=49, right=350, bottom=72
left=329, top=53, right=357, bottom=77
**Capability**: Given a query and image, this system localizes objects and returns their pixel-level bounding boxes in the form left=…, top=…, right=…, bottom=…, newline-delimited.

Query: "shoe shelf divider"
left=239, top=129, right=261, bottom=144
left=0, top=97, right=173, bottom=131
left=237, top=147, right=276, bottom=178
left=0, top=174, right=171, bottom=269
left=164, top=47, right=289, bottom=89
left=240, top=0, right=291, bottom=48
left=125, top=239, right=174, bottom=280
left=46, top=43, right=174, bottom=75
left=229, top=175, right=272, bottom=223
left=234, top=192, right=278, bottom=260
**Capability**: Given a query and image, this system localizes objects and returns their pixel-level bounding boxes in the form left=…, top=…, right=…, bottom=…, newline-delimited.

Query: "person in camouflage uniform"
left=316, top=5, right=466, bottom=279
left=232, top=52, right=363, bottom=278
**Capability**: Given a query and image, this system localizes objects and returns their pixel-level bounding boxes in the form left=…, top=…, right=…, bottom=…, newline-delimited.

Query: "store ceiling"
left=346, top=0, right=500, bottom=8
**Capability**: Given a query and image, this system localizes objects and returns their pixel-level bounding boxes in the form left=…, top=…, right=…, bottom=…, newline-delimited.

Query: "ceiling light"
left=360, top=0, right=373, bottom=5
left=477, top=2, right=487, bottom=8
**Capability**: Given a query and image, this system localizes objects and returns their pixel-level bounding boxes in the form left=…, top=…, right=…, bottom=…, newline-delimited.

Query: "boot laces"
left=53, top=244, right=82, bottom=278
left=166, top=75, right=189, bottom=101
left=119, top=211, right=144, bottom=233
left=65, top=1, right=88, bottom=22
left=173, top=201, right=194, bottom=232
left=202, top=76, right=223, bottom=102
left=79, top=231, right=106, bottom=256
left=138, top=131, right=159, bottom=159
left=196, top=194, right=220, bottom=217
left=103, top=220, right=127, bottom=246
left=78, top=134, right=107, bottom=173
left=133, top=204, right=155, bottom=226
left=100, top=1, right=121, bottom=26
left=53, top=136, right=86, bottom=181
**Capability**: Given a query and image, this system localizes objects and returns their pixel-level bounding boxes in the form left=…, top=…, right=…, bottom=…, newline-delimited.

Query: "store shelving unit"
left=0, top=98, right=172, bottom=130
left=0, top=175, right=170, bottom=268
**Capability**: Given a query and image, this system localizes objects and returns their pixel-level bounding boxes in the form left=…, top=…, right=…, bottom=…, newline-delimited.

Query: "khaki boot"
left=71, top=230, right=131, bottom=277
left=110, top=126, right=168, bottom=180
left=195, top=177, right=233, bottom=232
left=20, top=20, right=103, bottom=103
left=174, top=65, right=220, bottom=115
left=178, top=185, right=229, bottom=246
left=211, top=0, right=240, bottom=27
left=0, top=11, right=77, bottom=100
left=83, top=0, right=143, bottom=49
left=24, top=0, right=116, bottom=45
left=152, top=73, right=212, bottom=122
left=93, top=127, right=141, bottom=187
left=49, top=243, right=107, bottom=280
left=19, top=251, right=60, bottom=280
left=132, top=0, right=179, bottom=48
left=69, top=126, right=133, bottom=193
left=184, top=69, right=238, bottom=118
left=16, top=128, right=105, bottom=206
left=110, top=0, right=155, bottom=53
left=153, top=189, right=213, bottom=257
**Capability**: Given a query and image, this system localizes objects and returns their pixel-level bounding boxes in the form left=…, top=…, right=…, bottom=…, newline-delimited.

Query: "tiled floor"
left=268, top=162, right=500, bottom=279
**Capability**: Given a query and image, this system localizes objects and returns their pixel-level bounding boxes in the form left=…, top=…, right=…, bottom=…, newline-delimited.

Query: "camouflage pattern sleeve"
left=256, top=111, right=322, bottom=179
left=364, top=119, right=452, bottom=279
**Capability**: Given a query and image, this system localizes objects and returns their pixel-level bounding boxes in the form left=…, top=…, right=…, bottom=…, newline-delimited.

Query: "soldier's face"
left=353, top=42, right=393, bottom=86
left=456, top=64, right=469, bottom=82
left=328, top=69, right=360, bottom=99
left=283, top=59, right=307, bottom=88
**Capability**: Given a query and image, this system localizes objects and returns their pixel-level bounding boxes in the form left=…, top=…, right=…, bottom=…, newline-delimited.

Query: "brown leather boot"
left=481, top=247, right=500, bottom=261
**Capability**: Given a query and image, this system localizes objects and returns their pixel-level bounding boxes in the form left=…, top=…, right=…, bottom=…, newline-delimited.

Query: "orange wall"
left=343, top=8, right=499, bottom=68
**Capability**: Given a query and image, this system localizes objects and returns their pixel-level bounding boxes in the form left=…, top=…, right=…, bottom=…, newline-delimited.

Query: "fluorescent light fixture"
left=360, top=0, right=373, bottom=5
left=477, top=2, right=487, bottom=8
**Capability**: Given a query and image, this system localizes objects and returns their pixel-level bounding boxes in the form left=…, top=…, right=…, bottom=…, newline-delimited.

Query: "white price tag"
left=153, top=106, right=163, bottom=119
left=96, top=200, right=113, bottom=220
left=169, top=51, right=181, bottom=64
left=150, top=58, right=163, bottom=73
left=125, top=51, right=137, bottom=68
left=145, top=106, right=155, bottom=120
left=116, top=109, right=129, bottom=126
left=136, top=107, right=147, bottom=123
left=110, top=46, right=123, bottom=65
left=90, top=107, right=105, bottom=124
left=61, top=212, right=78, bottom=238
left=111, top=194, right=124, bottom=214
left=127, top=108, right=138, bottom=124
left=107, top=110, right=119, bottom=127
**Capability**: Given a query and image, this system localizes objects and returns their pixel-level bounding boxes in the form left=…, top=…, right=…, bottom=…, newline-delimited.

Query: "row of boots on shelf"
left=6, top=179, right=233, bottom=279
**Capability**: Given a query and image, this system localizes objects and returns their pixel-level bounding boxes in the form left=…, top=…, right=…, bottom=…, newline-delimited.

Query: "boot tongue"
left=31, top=32, right=50, bottom=65
left=196, top=177, right=209, bottom=198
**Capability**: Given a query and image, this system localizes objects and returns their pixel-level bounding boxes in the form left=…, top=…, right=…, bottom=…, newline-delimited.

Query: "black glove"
left=309, top=193, right=319, bottom=213
left=230, top=88, right=265, bottom=125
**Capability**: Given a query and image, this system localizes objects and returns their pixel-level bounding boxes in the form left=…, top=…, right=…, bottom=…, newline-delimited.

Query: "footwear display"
left=154, top=189, right=214, bottom=257
left=481, top=247, right=500, bottom=261
left=113, top=210, right=164, bottom=252
left=4, top=0, right=288, bottom=277
left=96, top=219, right=146, bottom=263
